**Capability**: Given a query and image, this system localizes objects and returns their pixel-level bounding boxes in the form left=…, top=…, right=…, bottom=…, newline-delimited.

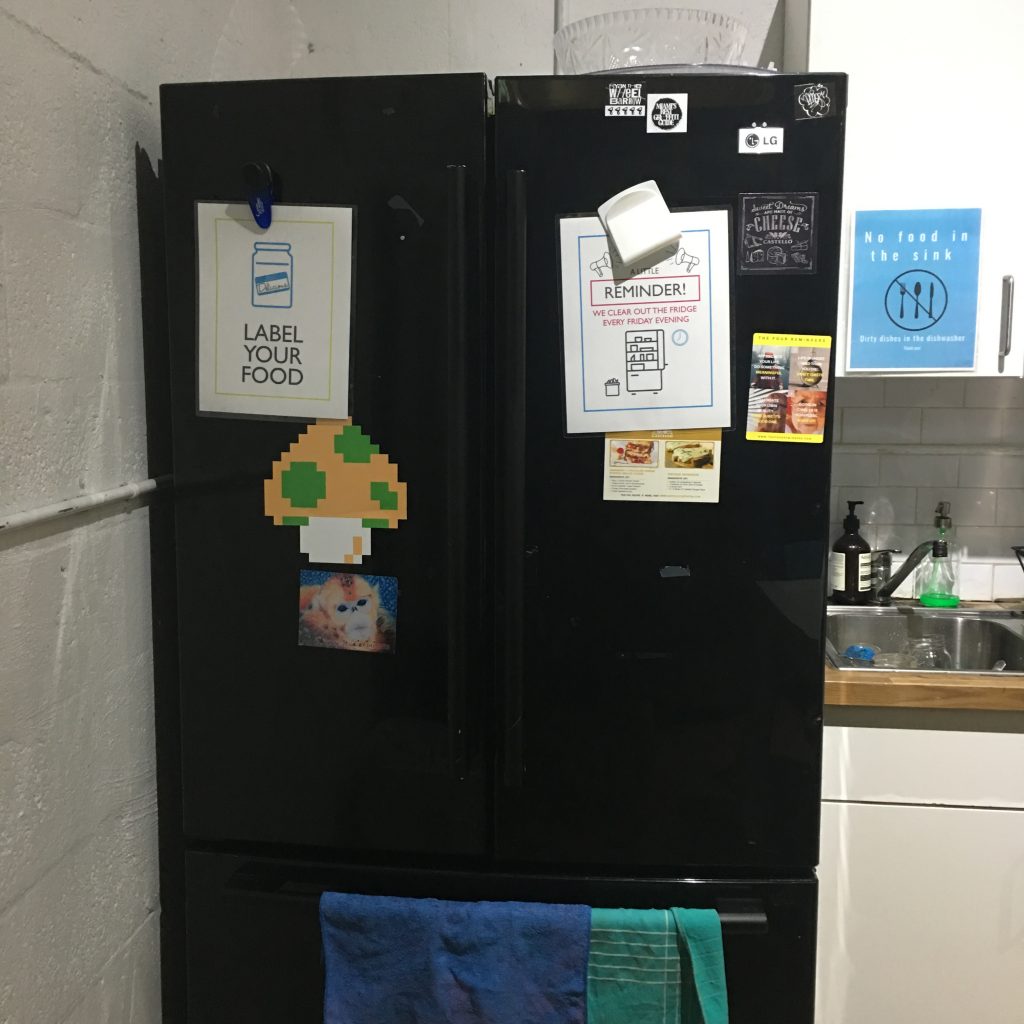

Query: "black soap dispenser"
left=831, top=500, right=871, bottom=605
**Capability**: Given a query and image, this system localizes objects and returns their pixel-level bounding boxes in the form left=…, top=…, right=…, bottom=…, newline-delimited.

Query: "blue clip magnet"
left=243, top=162, right=274, bottom=229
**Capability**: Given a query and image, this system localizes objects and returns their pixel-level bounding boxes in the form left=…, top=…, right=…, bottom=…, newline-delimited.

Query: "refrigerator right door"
left=493, top=73, right=846, bottom=873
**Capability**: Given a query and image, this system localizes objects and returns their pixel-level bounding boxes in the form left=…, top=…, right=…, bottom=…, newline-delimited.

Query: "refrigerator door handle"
left=446, top=163, right=471, bottom=782
left=500, top=169, right=528, bottom=790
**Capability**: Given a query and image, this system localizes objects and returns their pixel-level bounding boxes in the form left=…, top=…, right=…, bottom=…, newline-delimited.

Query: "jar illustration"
left=252, top=242, right=293, bottom=308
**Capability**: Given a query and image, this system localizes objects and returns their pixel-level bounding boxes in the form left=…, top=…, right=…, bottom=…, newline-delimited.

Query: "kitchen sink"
left=826, top=606, right=1024, bottom=675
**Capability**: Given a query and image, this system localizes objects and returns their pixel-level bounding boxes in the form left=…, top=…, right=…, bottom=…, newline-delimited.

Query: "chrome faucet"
left=870, top=541, right=934, bottom=606
left=870, top=548, right=900, bottom=589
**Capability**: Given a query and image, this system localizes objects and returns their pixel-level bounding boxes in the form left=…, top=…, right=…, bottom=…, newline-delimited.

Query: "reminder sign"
left=196, top=202, right=353, bottom=419
left=559, top=208, right=732, bottom=434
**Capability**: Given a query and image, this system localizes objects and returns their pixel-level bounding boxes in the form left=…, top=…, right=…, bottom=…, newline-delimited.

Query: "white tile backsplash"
left=879, top=453, right=958, bottom=488
left=964, top=378, right=1024, bottom=409
left=921, top=407, right=1003, bottom=445
left=993, top=563, right=1024, bottom=599
left=829, top=373, right=1024, bottom=599
left=996, top=489, right=1024, bottom=527
left=884, top=378, right=965, bottom=408
left=838, top=486, right=917, bottom=525
left=958, top=453, right=1024, bottom=488
left=835, top=377, right=885, bottom=407
left=872, top=524, right=921, bottom=553
left=1001, top=410, right=1024, bottom=445
left=957, top=562, right=994, bottom=601
left=956, top=526, right=1023, bottom=560
left=915, top=487, right=996, bottom=527
left=832, top=452, right=880, bottom=486
left=842, top=407, right=921, bottom=443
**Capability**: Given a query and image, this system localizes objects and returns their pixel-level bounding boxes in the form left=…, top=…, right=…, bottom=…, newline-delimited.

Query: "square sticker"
left=793, top=82, right=835, bottom=120
left=738, top=193, right=819, bottom=275
left=605, top=81, right=646, bottom=117
left=646, top=93, right=688, bottom=133
left=299, top=570, right=397, bottom=653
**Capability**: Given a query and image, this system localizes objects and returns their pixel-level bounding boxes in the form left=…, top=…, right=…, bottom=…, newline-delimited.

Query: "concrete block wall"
left=829, top=377, right=1024, bottom=600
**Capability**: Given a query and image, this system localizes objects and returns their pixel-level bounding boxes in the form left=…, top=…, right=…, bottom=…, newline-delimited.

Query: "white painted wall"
left=0, top=2, right=235, bottom=1021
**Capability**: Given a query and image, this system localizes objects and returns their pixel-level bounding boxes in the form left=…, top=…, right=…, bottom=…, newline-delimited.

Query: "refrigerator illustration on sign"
left=626, top=328, right=666, bottom=392
left=156, top=70, right=846, bottom=1023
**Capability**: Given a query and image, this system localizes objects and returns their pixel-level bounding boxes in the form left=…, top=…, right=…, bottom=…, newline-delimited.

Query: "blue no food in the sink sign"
left=848, top=209, right=981, bottom=372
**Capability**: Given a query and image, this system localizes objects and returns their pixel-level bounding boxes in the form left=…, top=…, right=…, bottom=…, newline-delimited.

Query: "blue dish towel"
left=320, top=892, right=590, bottom=1024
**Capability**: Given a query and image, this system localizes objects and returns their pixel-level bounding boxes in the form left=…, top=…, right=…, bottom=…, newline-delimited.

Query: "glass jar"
left=907, top=636, right=952, bottom=671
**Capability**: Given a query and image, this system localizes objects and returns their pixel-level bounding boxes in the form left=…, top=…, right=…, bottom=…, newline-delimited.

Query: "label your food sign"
left=196, top=202, right=353, bottom=419
left=559, top=208, right=732, bottom=434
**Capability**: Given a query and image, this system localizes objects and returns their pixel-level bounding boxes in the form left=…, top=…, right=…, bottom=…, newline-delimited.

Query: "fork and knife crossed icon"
left=897, top=278, right=934, bottom=320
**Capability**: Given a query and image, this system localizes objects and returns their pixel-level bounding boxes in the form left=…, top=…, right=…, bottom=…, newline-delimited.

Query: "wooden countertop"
left=824, top=663, right=1024, bottom=711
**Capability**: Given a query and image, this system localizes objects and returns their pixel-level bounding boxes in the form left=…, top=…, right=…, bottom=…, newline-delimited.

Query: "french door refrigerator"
left=158, top=69, right=846, bottom=1023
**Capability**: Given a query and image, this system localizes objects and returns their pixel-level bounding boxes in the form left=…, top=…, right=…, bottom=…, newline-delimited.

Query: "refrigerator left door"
left=160, top=75, right=489, bottom=856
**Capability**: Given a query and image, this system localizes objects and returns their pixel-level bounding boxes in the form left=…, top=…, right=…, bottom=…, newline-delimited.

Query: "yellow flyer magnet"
left=746, top=333, right=832, bottom=443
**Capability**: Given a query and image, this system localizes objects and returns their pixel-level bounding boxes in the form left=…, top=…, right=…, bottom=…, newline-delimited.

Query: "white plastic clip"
left=597, top=180, right=678, bottom=267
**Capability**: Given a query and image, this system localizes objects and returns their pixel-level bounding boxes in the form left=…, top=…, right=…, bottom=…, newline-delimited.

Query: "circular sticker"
left=651, top=98, right=683, bottom=131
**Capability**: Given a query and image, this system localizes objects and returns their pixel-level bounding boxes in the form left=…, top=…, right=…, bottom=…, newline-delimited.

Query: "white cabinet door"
left=817, top=801, right=1024, bottom=1023
left=809, top=0, right=1022, bottom=378
left=822, top=717, right=1024, bottom=808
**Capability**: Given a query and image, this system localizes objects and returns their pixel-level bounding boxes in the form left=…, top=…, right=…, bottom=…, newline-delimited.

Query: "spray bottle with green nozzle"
left=919, top=501, right=960, bottom=608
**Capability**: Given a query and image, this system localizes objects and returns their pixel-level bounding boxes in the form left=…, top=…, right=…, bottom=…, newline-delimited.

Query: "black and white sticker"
left=605, top=81, right=645, bottom=117
left=738, top=193, right=819, bottom=275
left=737, top=124, right=784, bottom=154
left=793, top=82, right=834, bottom=120
left=647, top=93, right=688, bottom=133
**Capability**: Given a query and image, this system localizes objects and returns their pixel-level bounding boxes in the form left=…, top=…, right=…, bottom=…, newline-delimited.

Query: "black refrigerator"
left=158, top=70, right=846, bottom=1023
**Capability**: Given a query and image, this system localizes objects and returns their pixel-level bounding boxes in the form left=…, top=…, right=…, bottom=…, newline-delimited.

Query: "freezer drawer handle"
left=222, top=865, right=768, bottom=934
left=999, top=274, right=1014, bottom=373
left=446, top=163, right=471, bottom=782
left=714, top=897, right=769, bottom=934
left=500, top=169, right=528, bottom=790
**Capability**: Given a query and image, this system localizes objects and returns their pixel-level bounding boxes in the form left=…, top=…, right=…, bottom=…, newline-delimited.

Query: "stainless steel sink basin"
left=826, top=606, right=1024, bottom=675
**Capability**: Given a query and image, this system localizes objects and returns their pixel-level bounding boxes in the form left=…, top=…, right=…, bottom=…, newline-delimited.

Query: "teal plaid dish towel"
left=587, top=907, right=728, bottom=1024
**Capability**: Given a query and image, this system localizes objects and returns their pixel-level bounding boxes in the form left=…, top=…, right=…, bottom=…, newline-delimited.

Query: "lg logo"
left=738, top=125, right=784, bottom=155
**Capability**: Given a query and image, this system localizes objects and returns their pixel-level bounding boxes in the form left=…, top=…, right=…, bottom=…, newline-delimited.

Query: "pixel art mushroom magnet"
left=265, top=419, right=407, bottom=565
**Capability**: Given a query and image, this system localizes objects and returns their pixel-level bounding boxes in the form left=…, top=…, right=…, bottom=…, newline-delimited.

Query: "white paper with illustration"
left=560, top=209, right=732, bottom=434
left=196, top=202, right=353, bottom=419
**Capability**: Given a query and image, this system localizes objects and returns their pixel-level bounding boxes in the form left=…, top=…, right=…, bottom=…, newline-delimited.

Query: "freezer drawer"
left=184, top=851, right=818, bottom=1024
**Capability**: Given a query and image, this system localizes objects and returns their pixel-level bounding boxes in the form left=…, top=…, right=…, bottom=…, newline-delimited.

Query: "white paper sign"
left=560, top=209, right=732, bottom=434
left=196, top=202, right=353, bottom=419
